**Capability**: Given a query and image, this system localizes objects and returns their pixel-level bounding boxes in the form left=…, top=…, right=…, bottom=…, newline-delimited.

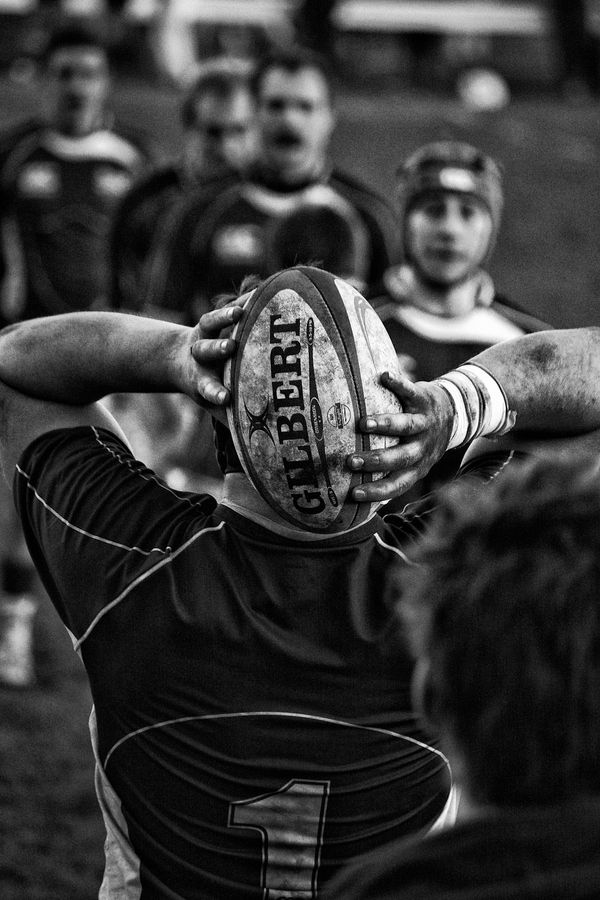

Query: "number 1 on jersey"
left=228, top=778, right=330, bottom=898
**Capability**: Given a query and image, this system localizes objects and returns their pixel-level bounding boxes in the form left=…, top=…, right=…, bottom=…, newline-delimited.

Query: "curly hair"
left=398, top=457, right=600, bottom=806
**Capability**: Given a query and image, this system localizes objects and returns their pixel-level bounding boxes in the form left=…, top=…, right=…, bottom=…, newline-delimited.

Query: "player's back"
left=16, top=426, right=451, bottom=898
left=87, top=501, right=450, bottom=898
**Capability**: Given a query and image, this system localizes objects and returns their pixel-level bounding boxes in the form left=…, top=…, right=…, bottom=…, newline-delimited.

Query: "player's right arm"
left=0, top=306, right=242, bottom=479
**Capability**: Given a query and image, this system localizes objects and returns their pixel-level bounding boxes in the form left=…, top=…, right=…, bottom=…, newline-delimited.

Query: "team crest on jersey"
left=17, top=163, right=60, bottom=198
left=213, top=224, right=263, bottom=264
left=94, top=167, right=135, bottom=199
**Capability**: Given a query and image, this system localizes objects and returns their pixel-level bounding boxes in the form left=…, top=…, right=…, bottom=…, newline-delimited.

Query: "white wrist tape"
left=435, top=363, right=517, bottom=451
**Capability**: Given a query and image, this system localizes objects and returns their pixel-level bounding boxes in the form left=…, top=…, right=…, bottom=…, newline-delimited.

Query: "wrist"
left=165, top=327, right=196, bottom=396
left=434, top=363, right=517, bottom=451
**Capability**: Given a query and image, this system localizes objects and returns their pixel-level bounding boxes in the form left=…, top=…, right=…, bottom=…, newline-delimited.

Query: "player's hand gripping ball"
left=224, top=266, right=402, bottom=533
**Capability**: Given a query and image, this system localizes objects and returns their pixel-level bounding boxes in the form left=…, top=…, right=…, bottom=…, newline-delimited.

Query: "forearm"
left=0, top=312, right=190, bottom=404
left=470, top=327, right=600, bottom=433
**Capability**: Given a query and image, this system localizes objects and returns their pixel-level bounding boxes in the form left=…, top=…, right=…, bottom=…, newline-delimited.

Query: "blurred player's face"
left=406, top=193, right=493, bottom=286
left=183, top=88, right=256, bottom=180
left=45, top=45, right=110, bottom=137
left=257, top=66, right=335, bottom=185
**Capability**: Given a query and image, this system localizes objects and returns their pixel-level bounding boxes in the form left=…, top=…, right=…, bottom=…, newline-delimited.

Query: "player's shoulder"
left=190, top=171, right=244, bottom=207
left=0, top=117, right=43, bottom=154
left=328, top=168, right=399, bottom=217
left=170, top=172, right=243, bottom=229
left=0, top=118, right=45, bottom=177
left=379, top=496, right=436, bottom=549
left=109, top=118, right=158, bottom=163
left=117, top=163, right=183, bottom=207
left=490, top=293, right=552, bottom=333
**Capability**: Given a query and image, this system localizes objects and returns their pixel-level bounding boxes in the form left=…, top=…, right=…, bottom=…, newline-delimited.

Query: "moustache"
left=272, top=130, right=303, bottom=148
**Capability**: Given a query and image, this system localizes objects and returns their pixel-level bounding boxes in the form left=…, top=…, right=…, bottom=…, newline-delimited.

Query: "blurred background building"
left=0, top=0, right=599, bottom=99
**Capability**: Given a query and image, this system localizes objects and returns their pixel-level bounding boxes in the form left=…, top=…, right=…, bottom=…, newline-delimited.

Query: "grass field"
left=0, top=62, right=599, bottom=899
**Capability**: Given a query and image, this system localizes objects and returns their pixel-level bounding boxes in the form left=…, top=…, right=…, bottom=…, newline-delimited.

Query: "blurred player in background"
left=372, top=141, right=549, bottom=497
left=0, top=267, right=600, bottom=894
left=110, top=56, right=257, bottom=315
left=137, top=45, right=396, bottom=493
left=144, top=46, right=400, bottom=324
left=107, top=56, right=257, bottom=494
left=0, top=23, right=150, bottom=320
left=0, top=23, right=151, bottom=686
left=328, top=453, right=600, bottom=899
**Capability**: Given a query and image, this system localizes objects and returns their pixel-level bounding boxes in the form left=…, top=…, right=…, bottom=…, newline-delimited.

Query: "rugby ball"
left=224, top=266, right=402, bottom=533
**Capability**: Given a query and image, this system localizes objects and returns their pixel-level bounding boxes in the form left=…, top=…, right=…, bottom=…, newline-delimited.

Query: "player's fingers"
left=195, top=375, right=229, bottom=406
left=197, top=304, right=243, bottom=337
left=190, top=337, right=236, bottom=362
left=351, top=470, right=419, bottom=503
left=358, top=412, right=428, bottom=437
left=380, top=370, right=420, bottom=401
left=347, top=441, right=422, bottom=474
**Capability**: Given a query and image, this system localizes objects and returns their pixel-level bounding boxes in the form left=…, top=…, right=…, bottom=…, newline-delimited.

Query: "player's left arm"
left=350, top=328, right=600, bottom=501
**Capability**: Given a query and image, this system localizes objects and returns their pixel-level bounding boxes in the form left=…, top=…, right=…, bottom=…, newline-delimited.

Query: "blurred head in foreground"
left=399, top=457, right=600, bottom=810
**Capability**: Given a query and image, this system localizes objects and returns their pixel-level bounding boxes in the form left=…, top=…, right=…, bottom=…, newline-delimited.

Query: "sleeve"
left=13, top=426, right=215, bottom=641
left=491, top=295, right=553, bottom=333
left=381, top=446, right=523, bottom=544
left=455, top=446, right=527, bottom=483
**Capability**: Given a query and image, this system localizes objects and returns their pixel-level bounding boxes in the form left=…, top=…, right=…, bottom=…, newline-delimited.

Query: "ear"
left=410, top=656, right=436, bottom=725
left=325, top=106, right=337, bottom=142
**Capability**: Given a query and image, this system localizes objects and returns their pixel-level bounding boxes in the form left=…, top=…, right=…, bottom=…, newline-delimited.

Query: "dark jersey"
left=14, top=426, right=468, bottom=899
left=0, top=125, right=149, bottom=320
left=145, top=168, right=400, bottom=324
left=109, top=163, right=187, bottom=311
left=108, top=164, right=239, bottom=312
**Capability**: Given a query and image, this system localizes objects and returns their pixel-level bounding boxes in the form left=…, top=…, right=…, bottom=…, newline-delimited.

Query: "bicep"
left=0, top=381, right=131, bottom=481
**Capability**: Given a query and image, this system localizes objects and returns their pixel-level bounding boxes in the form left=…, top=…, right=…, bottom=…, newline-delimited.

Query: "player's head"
left=266, top=192, right=370, bottom=291
left=180, top=57, right=257, bottom=180
left=399, top=457, right=600, bottom=808
left=397, top=141, right=503, bottom=287
left=42, top=24, right=110, bottom=137
left=251, top=48, right=336, bottom=187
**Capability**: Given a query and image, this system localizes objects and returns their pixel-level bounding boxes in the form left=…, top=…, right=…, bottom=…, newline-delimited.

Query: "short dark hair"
left=266, top=201, right=368, bottom=281
left=250, top=46, right=333, bottom=103
left=180, top=57, right=255, bottom=129
left=43, top=23, right=106, bottom=64
left=398, top=457, right=600, bottom=806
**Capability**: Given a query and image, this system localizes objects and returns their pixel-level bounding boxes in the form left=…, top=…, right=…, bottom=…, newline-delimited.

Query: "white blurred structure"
left=1, top=0, right=599, bottom=88
left=457, top=66, right=511, bottom=109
